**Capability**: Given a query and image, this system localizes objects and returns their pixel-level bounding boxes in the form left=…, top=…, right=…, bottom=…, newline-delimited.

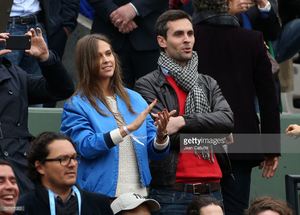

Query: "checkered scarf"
left=158, top=51, right=211, bottom=114
left=192, top=0, right=228, bottom=13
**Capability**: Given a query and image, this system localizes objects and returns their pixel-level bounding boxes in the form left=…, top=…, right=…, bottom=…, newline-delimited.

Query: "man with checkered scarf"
left=135, top=10, right=234, bottom=215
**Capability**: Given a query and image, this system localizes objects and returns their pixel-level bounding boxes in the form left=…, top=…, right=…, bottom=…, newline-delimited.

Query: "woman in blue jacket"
left=61, top=34, right=172, bottom=197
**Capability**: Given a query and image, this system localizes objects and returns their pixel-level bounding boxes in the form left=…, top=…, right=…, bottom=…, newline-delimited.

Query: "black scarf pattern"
left=158, top=51, right=211, bottom=114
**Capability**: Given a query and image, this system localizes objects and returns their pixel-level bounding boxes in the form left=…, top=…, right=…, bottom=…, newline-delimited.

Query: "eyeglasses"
left=43, top=155, right=80, bottom=166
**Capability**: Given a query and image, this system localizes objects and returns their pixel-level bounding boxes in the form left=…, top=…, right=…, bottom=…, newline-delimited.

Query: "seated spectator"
left=61, top=34, right=173, bottom=198
left=16, top=132, right=113, bottom=215
left=245, top=196, right=293, bottom=215
left=0, top=160, right=19, bottom=215
left=186, top=196, right=224, bottom=215
left=286, top=124, right=300, bottom=137
left=111, top=192, right=160, bottom=215
left=0, top=29, right=74, bottom=194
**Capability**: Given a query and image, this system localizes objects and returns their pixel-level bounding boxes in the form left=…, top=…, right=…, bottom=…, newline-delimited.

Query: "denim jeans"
left=273, top=18, right=300, bottom=63
left=149, top=188, right=223, bottom=215
left=5, top=20, right=46, bottom=75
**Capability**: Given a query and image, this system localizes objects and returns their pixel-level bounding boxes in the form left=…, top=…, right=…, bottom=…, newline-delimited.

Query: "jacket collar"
left=156, top=66, right=170, bottom=87
left=193, top=11, right=240, bottom=27
left=0, top=58, right=12, bottom=82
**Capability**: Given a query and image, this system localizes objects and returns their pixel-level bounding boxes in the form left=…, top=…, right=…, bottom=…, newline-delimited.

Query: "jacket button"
left=16, top=122, right=21, bottom=127
left=24, top=152, right=27, bottom=157
left=4, top=151, right=8, bottom=157
left=8, top=90, right=13, bottom=95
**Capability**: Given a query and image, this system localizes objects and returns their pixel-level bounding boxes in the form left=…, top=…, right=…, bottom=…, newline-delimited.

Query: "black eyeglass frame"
left=43, top=155, right=80, bottom=166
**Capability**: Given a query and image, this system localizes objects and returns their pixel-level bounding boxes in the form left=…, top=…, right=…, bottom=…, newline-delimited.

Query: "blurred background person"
left=87, top=0, right=168, bottom=88
left=5, top=0, right=80, bottom=75
left=192, top=0, right=280, bottom=214
left=274, top=0, right=300, bottom=64
left=245, top=196, right=293, bottom=215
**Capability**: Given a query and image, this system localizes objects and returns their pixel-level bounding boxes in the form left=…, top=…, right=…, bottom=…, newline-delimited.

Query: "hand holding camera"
left=0, top=28, right=49, bottom=61
left=0, top=33, right=11, bottom=56
left=25, top=28, right=49, bottom=62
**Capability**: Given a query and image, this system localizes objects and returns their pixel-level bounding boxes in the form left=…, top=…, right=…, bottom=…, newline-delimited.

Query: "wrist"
left=39, top=52, right=49, bottom=62
left=128, top=3, right=138, bottom=17
left=157, top=130, right=168, bottom=143
left=126, top=124, right=134, bottom=133
left=123, top=126, right=131, bottom=135
left=178, top=116, right=186, bottom=129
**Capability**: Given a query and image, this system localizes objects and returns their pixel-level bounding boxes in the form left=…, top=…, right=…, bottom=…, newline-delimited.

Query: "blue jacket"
left=61, top=89, right=169, bottom=197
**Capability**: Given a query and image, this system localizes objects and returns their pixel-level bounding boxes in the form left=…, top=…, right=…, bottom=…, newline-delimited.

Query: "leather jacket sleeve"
left=182, top=75, right=234, bottom=134
left=135, top=71, right=234, bottom=150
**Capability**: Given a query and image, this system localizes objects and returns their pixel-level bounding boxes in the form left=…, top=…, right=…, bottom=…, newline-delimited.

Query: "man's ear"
left=35, top=160, right=45, bottom=175
left=157, top=35, right=167, bottom=49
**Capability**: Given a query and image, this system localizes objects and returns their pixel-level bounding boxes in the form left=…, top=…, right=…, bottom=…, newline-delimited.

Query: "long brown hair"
left=75, top=34, right=135, bottom=115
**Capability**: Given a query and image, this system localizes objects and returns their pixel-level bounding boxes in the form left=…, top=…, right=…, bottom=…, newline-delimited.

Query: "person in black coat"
left=5, top=0, right=79, bottom=76
left=88, top=0, right=168, bottom=88
left=38, top=0, right=80, bottom=58
left=192, top=0, right=280, bottom=214
left=7, top=0, right=80, bottom=58
left=0, top=29, right=74, bottom=195
left=15, top=132, right=113, bottom=215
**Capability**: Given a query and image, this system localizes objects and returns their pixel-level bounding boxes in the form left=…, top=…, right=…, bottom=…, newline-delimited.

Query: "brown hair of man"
left=245, top=196, right=294, bottom=215
left=186, top=196, right=223, bottom=215
left=155, top=9, right=192, bottom=39
left=75, top=34, right=135, bottom=116
left=27, top=132, right=75, bottom=183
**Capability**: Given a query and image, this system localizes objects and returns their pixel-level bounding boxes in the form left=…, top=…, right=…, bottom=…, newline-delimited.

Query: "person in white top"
left=61, top=33, right=175, bottom=197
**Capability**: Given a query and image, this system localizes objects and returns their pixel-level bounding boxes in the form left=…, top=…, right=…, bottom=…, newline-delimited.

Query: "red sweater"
left=165, top=76, right=222, bottom=183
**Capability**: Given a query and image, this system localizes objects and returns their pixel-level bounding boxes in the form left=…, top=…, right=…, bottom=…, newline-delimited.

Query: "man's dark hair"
left=155, top=9, right=192, bottom=38
left=186, top=196, right=223, bottom=215
left=27, top=132, right=75, bottom=183
left=0, top=159, right=18, bottom=184
left=0, top=159, right=13, bottom=168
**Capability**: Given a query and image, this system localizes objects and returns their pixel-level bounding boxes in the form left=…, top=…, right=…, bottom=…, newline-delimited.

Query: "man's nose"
left=183, top=34, right=191, bottom=42
left=68, top=158, right=77, bottom=167
left=4, top=180, right=15, bottom=190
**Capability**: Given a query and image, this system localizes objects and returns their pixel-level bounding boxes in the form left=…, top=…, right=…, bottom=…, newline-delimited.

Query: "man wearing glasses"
left=15, top=132, right=113, bottom=215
